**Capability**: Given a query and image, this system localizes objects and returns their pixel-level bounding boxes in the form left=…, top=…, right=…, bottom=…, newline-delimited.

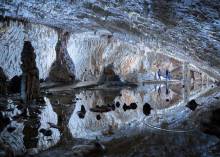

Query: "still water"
left=0, top=81, right=220, bottom=157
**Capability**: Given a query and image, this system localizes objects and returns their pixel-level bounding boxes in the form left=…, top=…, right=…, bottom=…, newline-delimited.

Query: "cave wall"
left=0, top=19, right=212, bottom=83
left=67, top=31, right=182, bottom=82
left=1, top=0, right=220, bottom=81
left=0, top=19, right=57, bottom=79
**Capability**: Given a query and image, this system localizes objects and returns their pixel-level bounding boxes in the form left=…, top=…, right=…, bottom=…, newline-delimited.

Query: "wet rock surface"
left=71, top=142, right=106, bottom=157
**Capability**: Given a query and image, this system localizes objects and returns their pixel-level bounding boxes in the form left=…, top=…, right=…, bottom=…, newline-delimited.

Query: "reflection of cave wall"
left=0, top=97, right=60, bottom=156
left=68, top=84, right=184, bottom=139
left=68, top=81, right=213, bottom=140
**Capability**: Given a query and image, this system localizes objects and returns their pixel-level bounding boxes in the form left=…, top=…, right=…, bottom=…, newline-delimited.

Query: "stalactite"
left=49, top=30, right=75, bottom=82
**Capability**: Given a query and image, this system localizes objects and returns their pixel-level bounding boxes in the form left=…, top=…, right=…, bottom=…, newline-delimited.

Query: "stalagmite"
left=20, top=41, right=40, bottom=103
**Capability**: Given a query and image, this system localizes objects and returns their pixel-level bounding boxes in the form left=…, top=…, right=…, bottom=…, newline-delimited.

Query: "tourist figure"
left=157, top=69, right=161, bottom=80
left=158, top=85, right=161, bottom=95
left=168, top=71, right=172, bottom=80
left=166, top=69, right=170, bottom=80
left=166, top=84, right=169, bottom=95
left=165, top=83, right=170, bottom=102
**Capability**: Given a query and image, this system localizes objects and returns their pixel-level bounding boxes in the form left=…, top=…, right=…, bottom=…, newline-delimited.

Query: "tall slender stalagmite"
left=21, top=41, right=40, bottom=103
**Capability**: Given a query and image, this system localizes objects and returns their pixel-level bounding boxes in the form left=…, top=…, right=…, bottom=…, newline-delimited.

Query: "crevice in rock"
left=20, top=41, right=40, bottom=104
left=49, top=30, right=75, bottom=82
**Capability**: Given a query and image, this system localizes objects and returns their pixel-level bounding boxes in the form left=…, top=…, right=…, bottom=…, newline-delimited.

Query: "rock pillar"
left=20, top=41, right=40, bottom=103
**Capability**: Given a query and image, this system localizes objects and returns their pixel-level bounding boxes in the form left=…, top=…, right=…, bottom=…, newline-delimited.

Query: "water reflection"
left=0, top=80, right=216, bottom=156
left=37, top=98, right=60, bottom=151
left=0, top=97, right=60, bottom=155
left=68, top=82, right=214, bottom=140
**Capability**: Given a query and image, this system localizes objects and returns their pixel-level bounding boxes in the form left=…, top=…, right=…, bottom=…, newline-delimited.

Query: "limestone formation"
left=20, top=41, right=40, bottom=103
left=0, top=19, right=57, bottom=80
left=49, top=30, right=75, bottom=82
left=98, top=64, right=121, bottom=84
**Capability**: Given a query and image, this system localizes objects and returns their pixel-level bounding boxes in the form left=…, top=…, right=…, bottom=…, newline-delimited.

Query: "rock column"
left=49, top=30, right=75, bottom=82
left=20, top=41, right=40, bottom=103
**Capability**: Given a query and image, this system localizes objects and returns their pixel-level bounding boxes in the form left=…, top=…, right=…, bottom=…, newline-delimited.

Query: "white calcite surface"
left=1, top=0, right=220, bottom=80
left=0, top=21, right=215, bottom=83
left=0, top=20, right=57, bottom=79
left=67, top=32, right=184, bottom=82
left=37, top=97, right=60, bottom=151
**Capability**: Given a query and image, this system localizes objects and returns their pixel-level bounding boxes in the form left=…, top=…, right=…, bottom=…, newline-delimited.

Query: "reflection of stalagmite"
left=190, top=70, right=195, bottom=82
left=20, top=41, right=40, bottom=103
left=182, top=62, right=190, bottom=103
left=37, top=98, right=60, bottom=151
